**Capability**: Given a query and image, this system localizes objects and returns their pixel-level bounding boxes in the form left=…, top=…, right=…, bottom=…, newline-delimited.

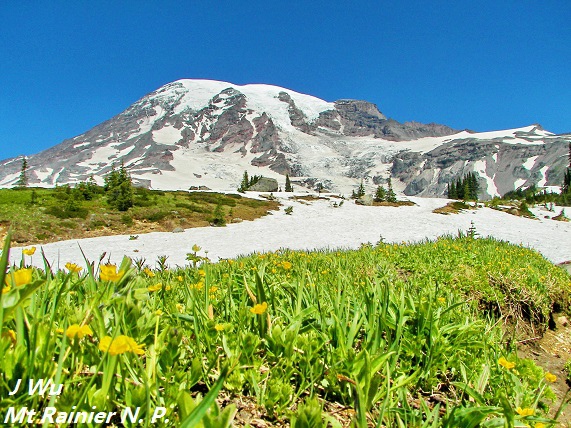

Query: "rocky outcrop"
left=248, top=177, right=279, bottom=192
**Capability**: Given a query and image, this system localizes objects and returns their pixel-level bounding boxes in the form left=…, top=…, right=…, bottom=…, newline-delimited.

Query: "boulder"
left=355, top=195, right=374, bottom=206
left=248, top=177, right=279, bottom=192
left=172, top=227, right=184, bottom=233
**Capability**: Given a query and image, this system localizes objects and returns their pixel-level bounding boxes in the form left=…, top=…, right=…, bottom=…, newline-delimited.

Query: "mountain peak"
left=0, top=79, right=567, bottom=199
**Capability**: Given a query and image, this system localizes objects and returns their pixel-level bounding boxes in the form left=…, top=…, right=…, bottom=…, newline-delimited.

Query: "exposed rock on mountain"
left=0, top=79, right=568, bottom=199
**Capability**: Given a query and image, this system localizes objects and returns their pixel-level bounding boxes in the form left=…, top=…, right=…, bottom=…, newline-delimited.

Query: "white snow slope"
left=12, top=195, right=571, bottom=270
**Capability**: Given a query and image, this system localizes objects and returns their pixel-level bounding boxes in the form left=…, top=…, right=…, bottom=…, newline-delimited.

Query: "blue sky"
left=1, top=1, right=569, bottom=161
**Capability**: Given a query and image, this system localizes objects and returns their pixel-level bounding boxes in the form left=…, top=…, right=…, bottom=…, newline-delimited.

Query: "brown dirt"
left=518, top=313, right=571, bottom=426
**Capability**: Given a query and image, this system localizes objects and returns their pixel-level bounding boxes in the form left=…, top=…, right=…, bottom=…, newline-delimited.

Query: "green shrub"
left=144, top=211, right=169, bottom=222
left=121, top=214, right=134, bottom=226
left=45, top=205, right=88, bottom=219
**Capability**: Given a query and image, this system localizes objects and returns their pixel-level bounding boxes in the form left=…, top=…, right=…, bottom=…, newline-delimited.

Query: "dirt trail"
left=519, top=312, right=571, bottom=426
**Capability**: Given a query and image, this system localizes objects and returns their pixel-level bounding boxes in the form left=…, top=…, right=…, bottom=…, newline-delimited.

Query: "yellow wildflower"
left=176, top=303, right=184, bottom=312
left=177, top=275, right=183, bottom=282
left=545, top=372, right=557, bottom=383
left=498, top=356, right=516, bottom=369
left=5, top=268, right=33, bottom=287
left=281, top=261, right=292, bottom=270
left=250, top=302, right=268, bottom=315
left=143, top=267, right=155, bottom=277
left=191, top=281, right=204, bottom=290
left=99, top=264, right=123, bottom=281
left=98, top=335, right=145, bottom=356
left=209, top=286, right=218, bottom=293
left=516, top=407, right=534, bottom=416
left=147, top=283, right=163, bottom=292
left=23, top=247, right=36, bottom=256
left=56, top=327, right=64, bottom=334
left=65, top=262, right=83, bottom=273
left=155, top=309, right=163, bottom=316
left=198, top=269, right=206, bottom=277
left=215, top=324, right=225, bottom=332
left=437, top=297, right=446, bottom=304
left=2, top=329, right=17, bottom=345
left=165, top=285, right=172, bottom=291
left=535, top=423, right=546, bottom=428
left=66, top=324, right=93, bottom=339
left=192, top=244, right=201, bottom=252
left=2, top=284, right=10, bottom=294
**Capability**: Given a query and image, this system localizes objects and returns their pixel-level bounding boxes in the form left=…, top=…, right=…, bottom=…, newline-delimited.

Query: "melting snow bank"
left=11, top=196, right=571, bottom=269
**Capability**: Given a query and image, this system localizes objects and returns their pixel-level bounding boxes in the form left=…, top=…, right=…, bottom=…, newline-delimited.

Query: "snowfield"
left=11, top=194, right=571, bottom=270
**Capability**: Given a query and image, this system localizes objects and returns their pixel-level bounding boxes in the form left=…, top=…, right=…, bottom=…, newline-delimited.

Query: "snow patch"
left=152, top=126, right=183, bottom=145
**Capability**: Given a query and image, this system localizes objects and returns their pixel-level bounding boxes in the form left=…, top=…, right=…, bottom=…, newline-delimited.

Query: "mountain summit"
left=0, top=79, right=568, bottom=197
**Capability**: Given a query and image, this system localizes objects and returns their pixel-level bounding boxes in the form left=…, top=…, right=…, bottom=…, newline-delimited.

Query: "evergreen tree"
left=210, top=202, right=226, bottom=226
left=449, top=181, right=458, bottom=199
left=563, top=143, right=571, bottom=194
left=356, top=180, right=366, bottom=198
left=238, top=171, right=249, bottom=192
left=284, top=174, right=293, bottom=192
left=16, top=156, right=28, bottom=188
left=374, top=185, right=386, bottom=202
left=104, top=163, right=133, bottom=211
left=467, top=172, right=480, bottom=200
left=386, top=178, right=397, bottom=203
left=456, top=178, right=464, bottom=200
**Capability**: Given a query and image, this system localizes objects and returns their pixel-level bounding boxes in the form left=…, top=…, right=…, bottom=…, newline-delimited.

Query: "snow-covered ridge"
left=0, top=79, right=568, bottom=199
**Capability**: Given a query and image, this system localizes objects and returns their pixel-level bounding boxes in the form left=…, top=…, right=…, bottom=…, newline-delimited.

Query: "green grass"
left=1, top=235, right=569, bottom=426
left=0, top=187, right=278, bottom=245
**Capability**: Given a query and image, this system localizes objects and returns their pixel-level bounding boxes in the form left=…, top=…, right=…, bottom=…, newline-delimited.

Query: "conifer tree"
left=16, top=156, right=28, bottom=188
left=104, top=163, right=133, bottom=211
left=448, top=181, right=457, bottom=199
left=357, top=180, right=366, bottom=198
left=238, top=171, right=249, bottom=192
left=284, top=174, right=293, bottom=192
left=563, top=143, right=571, bottom=194
left=374, top=185, right=386, bottom=202
left=386, top=178, right=397, bottom=203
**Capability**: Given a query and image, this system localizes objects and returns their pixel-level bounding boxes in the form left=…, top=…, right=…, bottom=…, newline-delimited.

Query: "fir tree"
left=357, top=180, right=366, bottom=198
left=104, top=163, right=133, bottom=211
left=238, top=171, right=249, bottom=192
left=374, top=185, right=386, bottom=202
left=386, top=178, right=397, bottom=203
left=563, top=143, right=571, bottom=194
left=284, top=174, right=293, bottom=192
left=16, top=156, right=28, bottom=188
left=448, top=181, right=457, bottom=199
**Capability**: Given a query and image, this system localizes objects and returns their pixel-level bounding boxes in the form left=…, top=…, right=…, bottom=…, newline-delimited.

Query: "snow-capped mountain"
left=0, top=79, right=568, bottom=198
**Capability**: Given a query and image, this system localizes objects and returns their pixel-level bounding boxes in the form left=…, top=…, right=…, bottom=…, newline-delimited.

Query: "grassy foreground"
left=1, top=234, right=570, bottom=427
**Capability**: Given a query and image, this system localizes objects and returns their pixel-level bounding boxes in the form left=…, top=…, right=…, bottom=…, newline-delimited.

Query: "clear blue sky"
left=1, top=1, right=569, bottom=161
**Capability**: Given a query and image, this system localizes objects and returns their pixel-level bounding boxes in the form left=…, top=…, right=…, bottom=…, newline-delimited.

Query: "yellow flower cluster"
left=515, top=407, right=534, bottom=416
left=250, top=302, right=268, bottom=315
left=190, top=281, right=204, bottom=290
left=23, top=247, right=36, bottom=256
left=99, top=264, right=124, bottom=281
left=65, top=262, right=83, bottom=273
left=99, top=335, right=145, bottom=356
left=4, top=268, right=33, bottom=290
left=143, top=268, right=155, bottom=277
left=66, top=324, right=93, bottom=339
left=498, top=356, right=516, bottom=370
left=147, top=283, right=163, bottom=292
left=544, top=372, right=557, bottom=383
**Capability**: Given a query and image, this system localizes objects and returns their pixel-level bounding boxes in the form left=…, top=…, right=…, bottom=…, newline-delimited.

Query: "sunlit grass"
left=1, top=234, right=569, bottom=426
